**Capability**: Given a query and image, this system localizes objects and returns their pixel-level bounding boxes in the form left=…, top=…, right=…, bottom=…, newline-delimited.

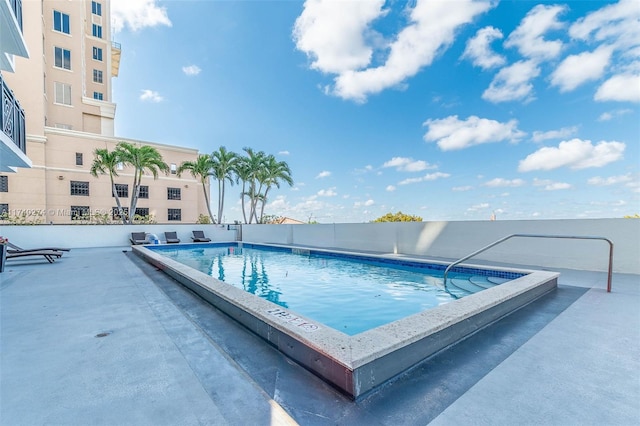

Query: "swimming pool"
left=151, top=244, right=519, bottom=335
left=134, top=242, right=558, bottom=399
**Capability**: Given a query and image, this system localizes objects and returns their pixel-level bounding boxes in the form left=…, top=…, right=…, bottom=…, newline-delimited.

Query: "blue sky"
left=110, top=0, right=639, bottom=223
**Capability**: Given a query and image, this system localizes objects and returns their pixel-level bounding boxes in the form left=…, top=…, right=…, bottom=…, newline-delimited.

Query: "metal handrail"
left=443, top=234, right=614, bottom=293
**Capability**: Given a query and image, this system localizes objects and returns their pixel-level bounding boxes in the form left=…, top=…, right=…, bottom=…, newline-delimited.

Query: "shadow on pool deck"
left=1, top=247, right=638, bottom=425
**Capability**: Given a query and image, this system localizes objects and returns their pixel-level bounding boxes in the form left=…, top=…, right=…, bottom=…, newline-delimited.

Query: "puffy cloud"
left=518, top=138, right=625, bottom=171
left=140, top=89, right=163, bottom=102
left=597, top=109, right=633, bottom=121
left=505, top=4, right=566, bottom=60
left=452, top=186, right=474, bottom=191
left=467, top=203, right=489, bottom=211
left=111, top=0, right=172, bottom=33
left=354, top=199, right=375, bottom=207
left=533, top=178, right=572, bottom=190
left=550, top=46, right=613, bottom=92
left=594, top=73, right=640, bottom=102
left=295, top=0, right=493, bottom=102
left=483, top=178, right=525, bottom=188
left=570, top=0, right=640, bottom=52
left=386, top=185, right=396, bottom=192
left=293, top=0, right=385, bottom=74
left=587, top=174, right=633, bottom=186
left=423, top=115, right=525, bottom=151
left=278, top=150, right=290, bottom=156
left=317, top=188, right=337, bottom=197
left=398, top=172, right=450, bottom=185
left=316, top=171, right=331, bottom=178
left=382, top=157, right=434, bottom=172
left=482, top=59, right=540, bottom=103
left=532, top=126, right=578, bottom=142
left=461, top=26, right=505, bottom=70
left=182, top=65, right=202, bottom=76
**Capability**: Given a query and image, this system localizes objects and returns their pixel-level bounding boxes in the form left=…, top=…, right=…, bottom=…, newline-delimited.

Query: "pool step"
left=446, top=275, right=508, bottom=298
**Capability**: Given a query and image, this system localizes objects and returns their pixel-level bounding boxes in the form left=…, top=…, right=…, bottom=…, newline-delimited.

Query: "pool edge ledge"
left=132, top=244, right=558, bottom=400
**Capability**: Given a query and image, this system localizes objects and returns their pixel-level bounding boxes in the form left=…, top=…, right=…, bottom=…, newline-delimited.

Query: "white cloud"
left=452, top=186, right=473, bottom=191
left=382, top=157, right=434, bottom=172
left=533, top=178, right=572, bottom=190
left=354, top=199, right=375, bottom=207
left=295, top=0, right=494, bottom=102
left=316, top=171, right=331, bottom=179
left=386, top=185, right=396, bottom=192
left=293, top=0, right=385, bottom=74
left=550, top=46, right=613, bottom=92
left=399, top=172, right=450, bottom=185
left=482, top=60, right=540, bottom=103
left=278, top=150, right=290, bottom=156
left=519, top=138, right=626, bottom=171
left=587, top=174, right=633, bottom=186
left=597, top=109, right=632, bottom=121
left=505, top=4, right=566, bottom=60
left=598, top=112, right=613, bottom=121
left=461, top=26, right=505, bottom=70
left=532, top=126, right=578, bottom=142
left=423, top=115, right=525, bottom=151
left=140, top=89, right=163, bottom=102
left=182, top=65, right=202, bottom=76
left=570, top=0, right=640, bottom=52
left=467, top=202, right=489, bottom=211
left=483, top=178, right=525, bottom=188
left=317, top=188, right=337, bottom=197
left=111, top=0, right=172, bottom=33
left=594, top=73, right=640, bottom=102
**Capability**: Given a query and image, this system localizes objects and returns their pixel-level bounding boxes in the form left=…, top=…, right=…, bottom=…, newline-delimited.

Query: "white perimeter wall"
left=1, top=224, right=236, bottom=248
left=3, top=219, right=638, bottom=273
left=242, top=219, right=640, bottom=274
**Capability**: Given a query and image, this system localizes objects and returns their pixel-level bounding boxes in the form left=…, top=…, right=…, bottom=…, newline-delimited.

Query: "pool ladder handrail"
left=443, top=233, right=614, bottom=293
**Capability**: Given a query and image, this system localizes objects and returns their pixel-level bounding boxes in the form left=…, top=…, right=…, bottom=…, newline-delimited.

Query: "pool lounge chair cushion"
left=191, top=230, right=211, bottom=242
left=130, top=232, right=148, bottom=245
left=164, top=232, right=180, bottom=244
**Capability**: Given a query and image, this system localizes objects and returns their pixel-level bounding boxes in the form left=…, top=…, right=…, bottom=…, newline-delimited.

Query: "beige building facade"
left=0, top=0, right=210, bottom=224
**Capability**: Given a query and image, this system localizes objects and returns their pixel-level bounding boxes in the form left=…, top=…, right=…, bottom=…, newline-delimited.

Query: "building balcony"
left=1, top=0, right=29, bottom=72
left=0, top=72, right=30, bottom=172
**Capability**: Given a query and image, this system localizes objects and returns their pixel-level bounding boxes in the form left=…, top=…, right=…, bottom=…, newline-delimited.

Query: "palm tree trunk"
left=110, top=171, right=127, bottom=224
left=201, top=177, right=214, bottom=223
left=259, top=187, right=270, bottom=224
left=217, top=179, right=224, bottom=225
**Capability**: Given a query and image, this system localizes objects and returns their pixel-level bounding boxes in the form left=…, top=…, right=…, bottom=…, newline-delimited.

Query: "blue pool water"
left=151, top=244, right=520, bottom=335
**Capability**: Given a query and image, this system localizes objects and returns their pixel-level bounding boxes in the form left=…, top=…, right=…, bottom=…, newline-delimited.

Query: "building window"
left=167, top=187, right=181, bottom=200
left=70, top=181, right=90, bottom=196
left=134, top=208, right=149, bottom=219
left=75, top=153, right=83, bottom=166
left=92, top=47, right=103, bottom=61
left=138, top=185, right=149, bottom=199
left=54, top=47, right=71, bottom=70
left=0, top=175, right=8, bottom=192
left=93, top=92, right=103, bottom=100
left=53, top=10, right=70, bottom=34
left=71, top=206, right=90, bottom=221
left=113, top=183, right=128, bottom=198
left=92, top=1, right=102, bottom=16
left=93, top=69, right=103, bottom=83
left=170, top=163, right=177, bottom=174
left=112, top=207, right=128, bottom=220
left=0, top=204, right=9, bottom=217
left=92, top=24, right=102, bottom=39
left=54, top=82, right=72, bottom=105
left=168, top=209, right=182, bottom=221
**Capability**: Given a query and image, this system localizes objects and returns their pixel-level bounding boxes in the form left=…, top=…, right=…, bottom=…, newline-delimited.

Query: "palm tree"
left=116, top=142, right=169, bottom=224
left=237, top=148, right=267, bottom=224
left=177, top=154, right=215, bottom=223
left=210, top=147, right=238, bottom=224
left=90, top=147, right=127, bottom=224
left=234, top=156, right=252, bottom=224
left=256, top=155, right=293, bottom=223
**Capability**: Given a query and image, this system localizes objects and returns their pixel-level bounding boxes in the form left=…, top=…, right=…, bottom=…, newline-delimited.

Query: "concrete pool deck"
left=1, top=247, right=638, bottom=425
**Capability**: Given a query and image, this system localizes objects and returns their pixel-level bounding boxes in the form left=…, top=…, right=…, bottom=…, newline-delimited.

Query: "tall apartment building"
left=0, top=0, right=209, bottom=224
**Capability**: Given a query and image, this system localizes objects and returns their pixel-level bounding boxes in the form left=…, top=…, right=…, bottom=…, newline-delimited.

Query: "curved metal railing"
left=443, top=234, right=614, bottom=293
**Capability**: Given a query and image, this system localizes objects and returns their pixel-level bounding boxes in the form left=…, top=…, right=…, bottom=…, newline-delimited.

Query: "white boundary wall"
left=3, top=219, right=638, bottom=273
left=242, top=219, right=640, bottom=274
left=1, top=224, right=236, bottom=248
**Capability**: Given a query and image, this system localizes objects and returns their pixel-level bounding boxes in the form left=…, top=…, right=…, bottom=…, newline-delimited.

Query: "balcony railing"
left=9, top=0, right=23, bottom=33
left=1, top=72, right=27, bottom=155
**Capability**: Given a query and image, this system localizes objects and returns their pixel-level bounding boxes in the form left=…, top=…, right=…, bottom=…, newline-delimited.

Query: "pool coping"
left=133, top=242, right=559, bottom=399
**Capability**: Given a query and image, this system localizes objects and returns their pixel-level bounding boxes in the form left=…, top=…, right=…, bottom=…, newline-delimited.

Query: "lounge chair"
left=6, top=250, right=63, bottom=264
left=130, top=232, right=148, bottom=245
left=164, top=231, right=180, bottom=244
left=191, top=230, right=211, bottom=242
left=7, top=242, right=70, bottom=253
